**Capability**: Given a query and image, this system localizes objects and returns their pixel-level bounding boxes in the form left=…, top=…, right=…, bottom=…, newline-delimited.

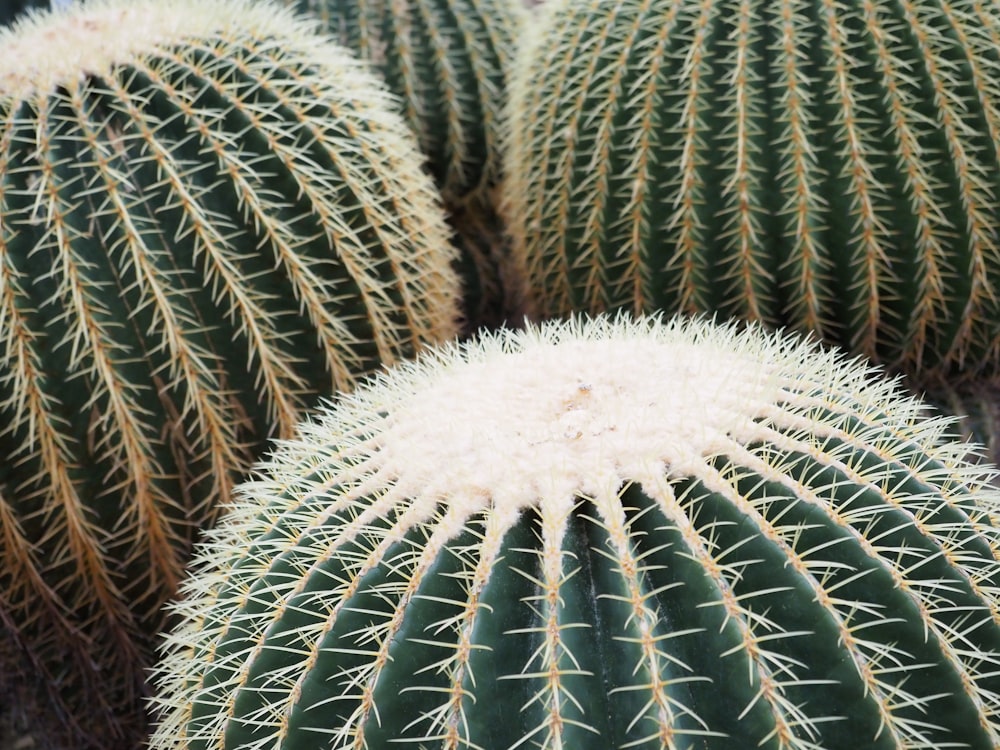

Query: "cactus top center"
left=368, top=318, right=787, bottom=522
left=0, top=0, right=309, bottom=100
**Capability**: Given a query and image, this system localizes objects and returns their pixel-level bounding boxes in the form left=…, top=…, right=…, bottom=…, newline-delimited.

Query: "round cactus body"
left=505, top=0, right=1000, bottom=379
left=288, top=0, right=524, bottom=207
left=0, top=0, right=459, bottom=743
left=151, top=314, right=1000, bottom=749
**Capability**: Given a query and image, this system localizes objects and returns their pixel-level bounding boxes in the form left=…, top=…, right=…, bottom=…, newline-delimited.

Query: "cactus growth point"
left=505, top=0, right=1000, bottom=378
left=151, top=314, right=1000, bottom=749
left=0, top=0, right=460, bottom=743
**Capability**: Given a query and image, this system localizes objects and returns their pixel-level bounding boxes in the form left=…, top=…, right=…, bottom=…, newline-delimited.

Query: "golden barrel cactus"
left=505, top=0, right=1000, bottom=379
left=0, top=0, right=459, bottom=744
left=151, top=314, right=1000, bottom=749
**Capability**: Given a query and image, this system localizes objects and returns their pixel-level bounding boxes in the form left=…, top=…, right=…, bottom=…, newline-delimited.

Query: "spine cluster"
left=287, top=0, right=528, bottom=327
left=291, top=0, right=525, bottom=207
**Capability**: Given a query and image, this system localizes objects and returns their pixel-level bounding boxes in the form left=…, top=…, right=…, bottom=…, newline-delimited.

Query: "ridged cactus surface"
left=0, top=0, right=459, bottom=743
left=505, top=0, right=1000, bottom=378
left=151, top=314, right=1000, bottom=749
left=289, top=0, right=525, bottom=206
left=287, top=0, right=527, bottom=328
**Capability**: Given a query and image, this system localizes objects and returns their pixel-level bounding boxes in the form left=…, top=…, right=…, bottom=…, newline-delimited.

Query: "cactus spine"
left=916, top=378, right=1000, bottom=472
left=505, top=0, right=1000, bottom=378
left=289, top=0, right=524, bottom=207
left=0, top=0, right=49, bottom=26
left=287, top=0, right=528, bottom=328
left=150, top=314, right=1000, bottom=749
left=0, top=0, right=460, bottom=743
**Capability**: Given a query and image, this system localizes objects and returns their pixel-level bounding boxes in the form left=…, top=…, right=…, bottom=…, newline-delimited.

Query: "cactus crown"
left=1, top=0, right=222, bottom=96
left=151, top=315, right=1000, bottom=749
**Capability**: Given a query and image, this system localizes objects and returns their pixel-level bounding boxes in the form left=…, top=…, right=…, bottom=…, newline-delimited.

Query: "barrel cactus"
left=505, top=0, right=1000, bottom=378
left=150, top=313, right=1000, bottom=749
left=0, top=0, right=459, bottom=743
left=286, top=0, right=527, bottom=329
left=288, top=0, right=524, bottom=206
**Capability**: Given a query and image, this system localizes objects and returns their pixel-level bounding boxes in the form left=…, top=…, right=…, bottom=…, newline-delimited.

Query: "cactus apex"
left=0, top=0, right=313, bottom=99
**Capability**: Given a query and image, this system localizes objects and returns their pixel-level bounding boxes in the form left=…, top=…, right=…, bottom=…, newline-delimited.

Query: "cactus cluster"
left=0, top=0, right=459, bottom=743
left=504, top=0, right=1000, bottom=379
left=4, top=0, right=1000, bottom=745
left=149, top=314, right=1000, bottom=749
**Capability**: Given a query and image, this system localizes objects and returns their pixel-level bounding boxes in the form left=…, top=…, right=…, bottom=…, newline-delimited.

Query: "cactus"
left=150, top=313, right=1000, bottom=749
left=0, top=0, right=460, bottom=744
left=505, top=0, right=1000, bottom=379
left=286, top=0, right=527, bottom=329
left=287, top=0, right=524, bottom=207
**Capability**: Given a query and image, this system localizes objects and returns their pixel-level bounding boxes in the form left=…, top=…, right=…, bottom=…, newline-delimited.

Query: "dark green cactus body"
left=506, top=0, right=1000, bottom=378
left=151, top=315, right=1000, bottom=749
left=288, top=0, right=527, bottom=330
left=290, top=0, right=524, bottom=206
left=0, top=0, right=459, bottom=744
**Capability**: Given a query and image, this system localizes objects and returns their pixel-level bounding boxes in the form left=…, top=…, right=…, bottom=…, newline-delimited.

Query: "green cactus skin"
left=0, top=0, right=460, bottom=744
left=288, top=0, right=525, bottom=208
left=286, top=0, right=527, bottom=331
left=505, top=0, right=1000, bottom=379
left=150, top=314, right=1000, bottom=749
